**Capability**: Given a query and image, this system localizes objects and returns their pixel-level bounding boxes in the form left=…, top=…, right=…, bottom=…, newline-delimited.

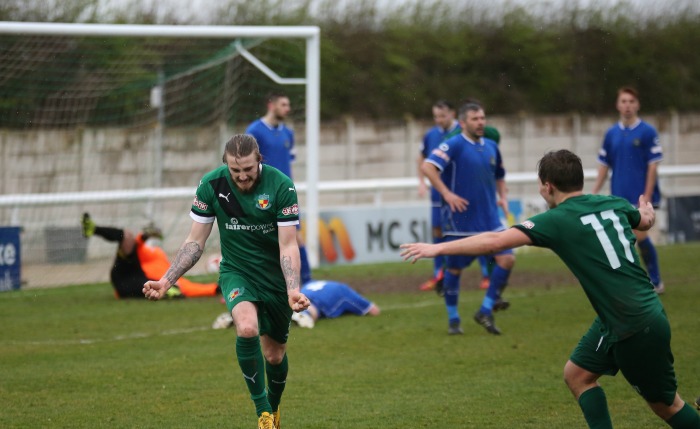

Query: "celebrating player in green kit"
left=401, top=149, right=700, bottom=429
left=143, top=134, right=310, bottom=429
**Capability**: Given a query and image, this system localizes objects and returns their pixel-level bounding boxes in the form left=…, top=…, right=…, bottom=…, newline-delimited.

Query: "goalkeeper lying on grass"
left=82, top=213, right=219, bottom=299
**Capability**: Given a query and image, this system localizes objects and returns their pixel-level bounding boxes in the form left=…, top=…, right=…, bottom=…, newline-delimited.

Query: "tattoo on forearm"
left=164, top=241, right=203, bottom=286
left=281, top=254, right=300, bottom=292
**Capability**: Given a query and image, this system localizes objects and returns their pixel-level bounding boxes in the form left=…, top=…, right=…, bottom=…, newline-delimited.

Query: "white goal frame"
left=0, top=21, right=322, bottom=267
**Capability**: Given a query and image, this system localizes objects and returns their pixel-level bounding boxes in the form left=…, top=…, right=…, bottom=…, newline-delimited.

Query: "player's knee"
left=263, top=348, right=286, bottom=365
left=563, top=360, right=598, bottom=398
left=563, top=368, right=575, bottom=392
left=647, top=393, right=684, bottom=421
left=496, top=254, right=515, bottom=270
left=234, top=323, right=259, bottom=338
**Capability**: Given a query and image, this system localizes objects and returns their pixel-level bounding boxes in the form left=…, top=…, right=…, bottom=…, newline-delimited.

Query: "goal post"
left=0, top=21, right=321, bottom=283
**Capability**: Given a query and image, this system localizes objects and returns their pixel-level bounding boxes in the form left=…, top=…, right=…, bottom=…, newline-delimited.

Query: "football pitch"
left=2, top=244, right=699, bottom=428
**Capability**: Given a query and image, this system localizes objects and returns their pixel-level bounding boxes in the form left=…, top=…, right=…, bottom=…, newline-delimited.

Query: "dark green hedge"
left=2, top=0, right=699, bottom=120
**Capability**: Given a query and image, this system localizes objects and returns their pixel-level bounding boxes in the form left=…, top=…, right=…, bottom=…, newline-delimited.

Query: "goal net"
left=0, top=23, right=320, bottom=288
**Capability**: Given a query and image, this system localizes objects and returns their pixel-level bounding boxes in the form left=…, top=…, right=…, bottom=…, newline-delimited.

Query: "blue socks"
left=637, top=237, right=661, bottom=286
left=443, top=270, right=460, bottom=323
left=479, top=264, right=511, bottom=315
left=478, top=255, right=491, bottom=278
left=445, top=264, right=511, bottom=321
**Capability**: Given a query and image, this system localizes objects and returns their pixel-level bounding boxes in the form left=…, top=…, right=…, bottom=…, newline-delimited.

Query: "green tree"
left=3, top=0, right=700, bottom=121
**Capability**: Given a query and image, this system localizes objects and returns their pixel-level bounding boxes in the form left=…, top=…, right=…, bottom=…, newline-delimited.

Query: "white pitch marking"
left=5, top=288, right=576, bottom=346
left=6, top=326, right=210, bottom=346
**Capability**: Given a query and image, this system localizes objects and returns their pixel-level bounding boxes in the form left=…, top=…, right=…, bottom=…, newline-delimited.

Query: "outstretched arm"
left=401, top=228, right=532, bottom=263
left=143, top=221, right=213, bottom=300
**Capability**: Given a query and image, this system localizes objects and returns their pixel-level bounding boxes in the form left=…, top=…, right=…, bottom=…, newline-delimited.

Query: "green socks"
left=266, top=354, right=288, bottom=412
left=666, top=402, right=700, bottom=429
left=236, top=336, right=271, bottom=416
left=578, top=386, right=613, bottom=429
left=579, top=387, right=700, bottom=429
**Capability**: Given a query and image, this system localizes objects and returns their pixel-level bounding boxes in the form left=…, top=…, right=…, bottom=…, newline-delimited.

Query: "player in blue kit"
left=215, top=279, right=379, bottom=329
left=246, top=92, right=313, bottom=285
left=291, top=280, right=381, bottom=328
left=421, top=102, right=513, bottom=335
left=246, top=93, right=296, bottom=179
left=417, top=100, right=496, bottom=294
left=416, top=100, right=461, bottom=293
left=592, top=86, right=665, bottom=294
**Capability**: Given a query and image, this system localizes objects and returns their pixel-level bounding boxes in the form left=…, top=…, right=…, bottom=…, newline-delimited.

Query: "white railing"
left=2, top=165, right=698, bottom=208
left=1, top=164, right=698, bottom=271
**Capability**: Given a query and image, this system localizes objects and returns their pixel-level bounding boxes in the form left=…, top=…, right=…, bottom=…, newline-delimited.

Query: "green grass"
left=1, top=244, right=699, bottom=428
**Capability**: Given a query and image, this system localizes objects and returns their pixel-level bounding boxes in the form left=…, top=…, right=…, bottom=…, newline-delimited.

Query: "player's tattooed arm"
left=163, top=241, right=203, bottom=286
left=281, top=254, right=300, bottom=293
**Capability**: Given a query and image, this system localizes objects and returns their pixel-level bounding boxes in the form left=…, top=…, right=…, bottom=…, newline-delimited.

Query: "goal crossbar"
left=0, top=21, right=319, bottom=38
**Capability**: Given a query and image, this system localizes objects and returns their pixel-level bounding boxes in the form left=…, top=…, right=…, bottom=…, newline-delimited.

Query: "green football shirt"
left=513, top=194, right=663, bottom=342
left=190, top=164, right=299, bottom=294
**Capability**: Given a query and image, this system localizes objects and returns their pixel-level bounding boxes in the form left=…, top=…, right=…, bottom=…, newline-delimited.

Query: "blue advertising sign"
left=0, top=227, right=21, bottom=291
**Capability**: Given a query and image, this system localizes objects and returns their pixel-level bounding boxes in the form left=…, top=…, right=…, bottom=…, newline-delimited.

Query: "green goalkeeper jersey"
left=513, top=194, right=663, bottom=342
left=190, top=164, right=300, bottom=294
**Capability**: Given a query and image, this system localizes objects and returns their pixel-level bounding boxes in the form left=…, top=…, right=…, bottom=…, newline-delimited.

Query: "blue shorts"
left=431, top=204, right=442, bottom=229
left=443, top=235, right=513, bottom=270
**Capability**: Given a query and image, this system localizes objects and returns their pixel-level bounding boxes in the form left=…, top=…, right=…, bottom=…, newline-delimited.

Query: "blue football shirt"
left=597, top=119, right=662, bottom=206
left=246, top=118, right=295, bottom=178
left=426, top=134, right=506, bottom=236
left=420, top=121, right=461, bottom=206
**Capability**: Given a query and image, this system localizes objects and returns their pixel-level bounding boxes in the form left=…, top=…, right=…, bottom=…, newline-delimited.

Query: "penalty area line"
left=6, top=326, right=210, bottom=347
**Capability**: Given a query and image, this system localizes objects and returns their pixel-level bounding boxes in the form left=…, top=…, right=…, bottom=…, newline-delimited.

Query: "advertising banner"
left=308, top=200, right=526, bottom=266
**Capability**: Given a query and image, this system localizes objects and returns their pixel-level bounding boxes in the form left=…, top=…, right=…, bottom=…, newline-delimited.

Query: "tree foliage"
left=2, top=0, right=700, bottom=120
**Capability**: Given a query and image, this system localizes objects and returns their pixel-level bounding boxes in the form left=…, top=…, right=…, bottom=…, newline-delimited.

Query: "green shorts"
left=220, top=271, right=292, bottom=344
left=569, top=312, right=678, bottom=405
